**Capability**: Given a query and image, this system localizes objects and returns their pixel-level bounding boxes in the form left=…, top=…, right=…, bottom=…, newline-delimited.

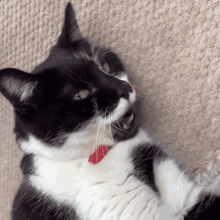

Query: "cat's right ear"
left=57, top=2, right=83, bottom=47
left=0, top=68, right=39, bottom=113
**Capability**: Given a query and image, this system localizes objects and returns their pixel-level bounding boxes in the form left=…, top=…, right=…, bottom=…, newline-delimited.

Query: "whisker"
left=101, top=50, right=110, bottom=58
left=102, top=107, right=108, bottom=147
left=109, top=122, right=115, bottom=147
left=80, top=79, right=92, bottom=85
left=93, top=121, right=101, bottom=154
left=62, top=64, right=73, bottom=78
left=94, top=112, right=104, bottom=152
left=99, top=107, right=104, bottom=117
left=95, top=45, right=102, bottom=61
left=101, top=123, right=105, bottom=146
left=111, top=123, right=124, bottom=132
left=103, top=124, right=108, bottom=148
left=116, top=120, right=121, bottom=128
left=105, top=107, right=114, bottom=147
left=105, top=108, right=115, bottom=147
left=92, top=42, right=96, bottom=54
left=44, top=128, right=52, bottom=141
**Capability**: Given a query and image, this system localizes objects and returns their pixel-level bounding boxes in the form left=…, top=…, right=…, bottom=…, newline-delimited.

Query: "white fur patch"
left=116, top=73, right=136, bottom=103
left=117, top=74, right=129, bottom=83
left=30, top=129, right=163, bottom=220
left=20, top=122, right=113, bottom=160
left=154, top=159, right=202, bottom=217
left=98, top=98, right=130, bottom=125
left=24, top=127, right=204, bottom=219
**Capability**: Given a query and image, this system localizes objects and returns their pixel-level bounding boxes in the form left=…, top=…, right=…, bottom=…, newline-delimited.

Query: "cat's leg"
left=130, top=140, right=201, bottom=218
left=154, top=159, right=202, bottom=219
left=154, top=158, right=220, bottom=219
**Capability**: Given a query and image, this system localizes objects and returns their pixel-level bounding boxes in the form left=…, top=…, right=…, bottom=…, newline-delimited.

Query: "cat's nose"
left=116, top=81, right=133, bottom=99
left=91, top=67, right=133, bottom=100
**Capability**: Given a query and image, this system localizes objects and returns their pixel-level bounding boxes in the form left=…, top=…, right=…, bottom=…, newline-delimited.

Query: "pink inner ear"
left=88, top=145, right=109, bottom=164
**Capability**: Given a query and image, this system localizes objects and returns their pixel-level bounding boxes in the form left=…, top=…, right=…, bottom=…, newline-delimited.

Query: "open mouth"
left=112, top=109, right=135, bottom=132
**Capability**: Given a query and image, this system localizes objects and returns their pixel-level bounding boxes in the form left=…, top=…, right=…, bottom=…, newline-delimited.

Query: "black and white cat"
left=0, top=2, right=220, bottom=220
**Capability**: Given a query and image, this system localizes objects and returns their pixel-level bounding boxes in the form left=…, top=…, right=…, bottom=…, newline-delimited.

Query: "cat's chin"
left=111, top=108, right=139, bottom=142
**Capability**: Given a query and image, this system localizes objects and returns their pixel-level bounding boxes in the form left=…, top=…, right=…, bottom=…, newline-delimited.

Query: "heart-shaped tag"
left=88, top=145, right=109, bottom=164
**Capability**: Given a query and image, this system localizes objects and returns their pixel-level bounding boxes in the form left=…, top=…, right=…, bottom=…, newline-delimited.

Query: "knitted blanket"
left=1, top=0, right=220, bottom=219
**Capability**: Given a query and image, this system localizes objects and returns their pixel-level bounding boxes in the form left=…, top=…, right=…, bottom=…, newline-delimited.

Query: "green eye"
left=73, top=89, right=89, bottom=100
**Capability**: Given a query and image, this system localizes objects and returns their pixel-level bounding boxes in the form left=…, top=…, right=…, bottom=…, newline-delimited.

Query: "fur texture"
left=0, top=2, right=220, bottom=220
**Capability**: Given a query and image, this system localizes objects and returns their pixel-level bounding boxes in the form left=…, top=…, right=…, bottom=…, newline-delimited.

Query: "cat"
left=0, top=2, right=220, bottom=220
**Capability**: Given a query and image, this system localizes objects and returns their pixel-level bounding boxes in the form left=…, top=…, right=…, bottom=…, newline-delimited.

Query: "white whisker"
left=62, top=64, right=73, bottom=78
left=111, top=123, right=124, bottom=132
left=103, top=107, right=109, bottom=146
left=116, top=120, right=121, bottom=128
left=100, top=123, right=105, bottom=146
left=106, top=106, right=115, bottom=147
left=92, top=42, right=96, bottom=54
left=109, top=122, right=115, bottom=147
left=101, top=50, right=110, bottom=58
left=92, top=121, right=100, bottom=155
left=80, top=79, right=92, bottom=85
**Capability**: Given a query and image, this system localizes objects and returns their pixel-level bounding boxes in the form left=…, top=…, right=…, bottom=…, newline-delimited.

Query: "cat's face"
left=0, top=3, right=138, bottom=160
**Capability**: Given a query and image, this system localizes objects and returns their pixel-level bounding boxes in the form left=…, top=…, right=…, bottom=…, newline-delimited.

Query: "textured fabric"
left=0, top=0, right=220, bottom=219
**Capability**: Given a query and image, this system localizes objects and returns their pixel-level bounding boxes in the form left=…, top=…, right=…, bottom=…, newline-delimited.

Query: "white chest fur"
left=30, top=130, right=164, bottom=220
left=28, top=128, right=202, bottom=220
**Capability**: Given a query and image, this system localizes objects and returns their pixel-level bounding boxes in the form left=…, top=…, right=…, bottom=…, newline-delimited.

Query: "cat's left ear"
left=57, top=2, right=83, bottom=47
left=0, top=68, right=39, bottom=113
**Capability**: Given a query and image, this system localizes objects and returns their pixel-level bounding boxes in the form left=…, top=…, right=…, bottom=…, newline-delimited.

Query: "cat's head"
left=0, top=2, right=139, bottom=160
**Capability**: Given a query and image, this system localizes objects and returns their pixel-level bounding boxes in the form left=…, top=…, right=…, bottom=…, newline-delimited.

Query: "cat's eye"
left=73, top=89, right=89, bottom=100
left=102, top=62, right=110, bottom=73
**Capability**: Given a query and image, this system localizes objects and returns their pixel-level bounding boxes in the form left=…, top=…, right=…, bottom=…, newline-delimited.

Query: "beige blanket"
left=1, top=0, right=220, bottom=219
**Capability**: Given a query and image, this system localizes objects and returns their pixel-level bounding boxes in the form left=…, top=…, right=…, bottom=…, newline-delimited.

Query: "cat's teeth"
left=128, top=113, right=133, bottom=125
left=122, top=113, right=133, bottom=130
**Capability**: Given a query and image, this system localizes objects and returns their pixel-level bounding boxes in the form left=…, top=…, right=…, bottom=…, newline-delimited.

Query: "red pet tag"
left=88, top=145, right=109, bottom=164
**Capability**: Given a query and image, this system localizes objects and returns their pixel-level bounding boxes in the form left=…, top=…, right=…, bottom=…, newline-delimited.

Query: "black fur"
left=1, top=2, right=220, bottom=220
left=131, top=143, right=168, bottom=195
left=20, top=154, right=35, bottom=176
left=184, top=194, right=220, bottom=220
left=12, top=179, right=79, bottom=220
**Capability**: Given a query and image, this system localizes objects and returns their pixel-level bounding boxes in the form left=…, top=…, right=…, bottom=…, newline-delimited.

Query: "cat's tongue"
left=88, top=145, right=109, bottom=164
